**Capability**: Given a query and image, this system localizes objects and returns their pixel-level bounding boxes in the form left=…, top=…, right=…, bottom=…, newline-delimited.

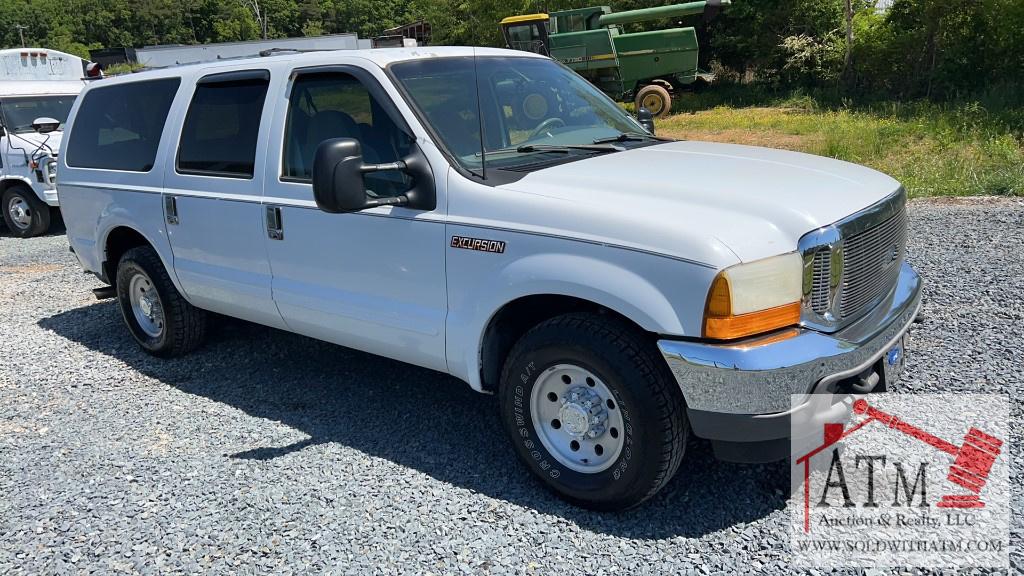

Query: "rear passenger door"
left=163, top=69, right=286, bottom=329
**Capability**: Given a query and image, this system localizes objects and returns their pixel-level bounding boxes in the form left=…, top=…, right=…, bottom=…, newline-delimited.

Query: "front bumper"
left=657, top=261, right=922, bottom=460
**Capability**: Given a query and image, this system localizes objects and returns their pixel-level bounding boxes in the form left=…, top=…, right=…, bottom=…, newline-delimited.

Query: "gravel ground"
left=0, top=198, right=1020, bottom=575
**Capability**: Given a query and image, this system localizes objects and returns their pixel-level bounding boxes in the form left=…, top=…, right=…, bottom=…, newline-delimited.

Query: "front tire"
left=116, top=246, right=207, bottom=357
left=2, top=185, right=51, bottom=238
left=499, top=313, right=688, bottom=510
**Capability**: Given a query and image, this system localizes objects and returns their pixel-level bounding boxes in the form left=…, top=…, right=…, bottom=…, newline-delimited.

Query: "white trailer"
left=135, top=34, right=371, bottom=68
left=0, top=48, right=91, bottom=237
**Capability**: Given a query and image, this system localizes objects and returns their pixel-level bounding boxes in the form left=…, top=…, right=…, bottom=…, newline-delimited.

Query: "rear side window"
left=66, top=78, right=180, bottom=172
left=177, top=72, right=270, bottom=178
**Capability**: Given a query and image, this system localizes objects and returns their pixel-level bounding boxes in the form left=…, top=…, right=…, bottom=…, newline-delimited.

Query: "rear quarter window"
left=66, top=78, right=180, bottom=172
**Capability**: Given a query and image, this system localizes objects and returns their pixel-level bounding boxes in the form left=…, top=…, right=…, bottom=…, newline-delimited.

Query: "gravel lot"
left=0, top=198, right=1020, bottom=574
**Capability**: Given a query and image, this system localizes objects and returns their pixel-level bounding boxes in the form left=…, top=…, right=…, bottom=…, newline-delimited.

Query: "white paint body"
left=58, top=47, right=901, bottom=391
left=0, top=48, right=88, bottom=207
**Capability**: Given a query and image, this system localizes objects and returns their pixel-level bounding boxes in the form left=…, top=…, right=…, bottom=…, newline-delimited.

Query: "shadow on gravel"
left=39, top=301, right=788, bottom=539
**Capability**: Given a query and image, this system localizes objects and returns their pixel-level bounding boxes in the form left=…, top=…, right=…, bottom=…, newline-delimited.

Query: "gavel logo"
left=851, top=399, right=1003, bottom=508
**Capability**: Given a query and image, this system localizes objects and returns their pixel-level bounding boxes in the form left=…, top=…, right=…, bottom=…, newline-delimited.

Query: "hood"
left=6, top=130, right=63, bottom=157
left=498, top=141, right=902, bottom=264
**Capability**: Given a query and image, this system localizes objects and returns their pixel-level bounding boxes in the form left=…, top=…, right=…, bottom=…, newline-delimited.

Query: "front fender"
left=446, top=248, right=717, bottom=391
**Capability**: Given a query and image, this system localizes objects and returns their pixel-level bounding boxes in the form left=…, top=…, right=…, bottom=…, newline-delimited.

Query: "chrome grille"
left=839, top=208, right=907, bottom=318
left=810, top=251, right=831, bottom=314
left=799, top=188, right=908, bottom=332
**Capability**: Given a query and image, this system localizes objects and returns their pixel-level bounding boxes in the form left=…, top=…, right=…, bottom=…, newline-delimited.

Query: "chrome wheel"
left=128, top=272, right=164, bottom=338
left=530, top=363, right=625, bottom=474
left=7, top=195, right=32, bottom=230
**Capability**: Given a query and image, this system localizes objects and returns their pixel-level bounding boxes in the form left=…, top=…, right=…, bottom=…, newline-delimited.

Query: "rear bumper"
left=657, top=261, right=922, bottom=461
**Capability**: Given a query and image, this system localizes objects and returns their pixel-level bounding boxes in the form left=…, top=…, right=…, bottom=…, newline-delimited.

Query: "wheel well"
left=479, top=295, right=649, bottom=393
left=0, top=178, right=31, bottom=195
left=103, top=227, right=150, bottom=285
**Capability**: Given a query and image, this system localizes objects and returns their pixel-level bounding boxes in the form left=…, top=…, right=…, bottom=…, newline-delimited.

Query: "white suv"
left=58, top=47, right=921, bottom=510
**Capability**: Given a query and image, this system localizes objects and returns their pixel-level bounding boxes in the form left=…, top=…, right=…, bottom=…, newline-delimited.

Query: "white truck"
left=57, top=47, right=921, bottom=510
left=0, top=48, right=93, bottom=237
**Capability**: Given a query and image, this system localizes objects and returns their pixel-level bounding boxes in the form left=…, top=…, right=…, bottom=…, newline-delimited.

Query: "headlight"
left=703, top=252, right=802, bottom=340
left=46, top=159, right=57, bottom=184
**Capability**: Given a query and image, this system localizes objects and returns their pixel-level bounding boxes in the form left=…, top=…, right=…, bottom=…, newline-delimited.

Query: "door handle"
left=266, top=205, right=283, bottom=240
left=164, top=195, right=178, bottom=225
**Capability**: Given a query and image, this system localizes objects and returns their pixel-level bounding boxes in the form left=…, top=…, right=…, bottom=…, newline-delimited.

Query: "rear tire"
left=116, top=245, right=207, bottom=357
left=635, top=84, right=672, bottom=118
left=498, top=312, right=688, bottom=511
left=2, top=185, right=51, bottom=238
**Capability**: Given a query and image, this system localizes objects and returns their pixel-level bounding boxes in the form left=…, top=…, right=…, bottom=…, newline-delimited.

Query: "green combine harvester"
left=500, top=0, right=730, bottom=117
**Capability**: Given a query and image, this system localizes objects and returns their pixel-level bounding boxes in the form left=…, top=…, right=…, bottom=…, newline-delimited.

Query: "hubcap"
left=7, top=196, right=32, bottom=229
left=530, top=364, right=625, bottom=473
left=642, top=93, right=665, bottom=116
left=128, top=273, right=164, bottom=338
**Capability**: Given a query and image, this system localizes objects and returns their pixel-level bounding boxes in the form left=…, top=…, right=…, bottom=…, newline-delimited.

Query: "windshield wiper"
left=592, top=131, right=664, bottom=144
left=484, top=143, right=623, bottom=156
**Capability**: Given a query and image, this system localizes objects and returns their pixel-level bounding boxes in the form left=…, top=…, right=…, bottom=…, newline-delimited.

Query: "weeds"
left=658, top=92, right=1024, bottom=198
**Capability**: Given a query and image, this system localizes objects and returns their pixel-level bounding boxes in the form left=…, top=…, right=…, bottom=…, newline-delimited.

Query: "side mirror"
left=637, top=107, right=656, bottom=135
left=32, top=117, right=60, bottom=134
left=312, top=138, right=435, bottom=214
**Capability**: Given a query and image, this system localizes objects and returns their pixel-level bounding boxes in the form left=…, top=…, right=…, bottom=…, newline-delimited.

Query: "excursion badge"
left=450, top=235, right=506, bottom=254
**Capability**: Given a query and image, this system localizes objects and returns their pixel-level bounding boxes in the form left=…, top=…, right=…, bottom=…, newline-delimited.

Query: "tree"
left=239, top=0, right=269, bottom=39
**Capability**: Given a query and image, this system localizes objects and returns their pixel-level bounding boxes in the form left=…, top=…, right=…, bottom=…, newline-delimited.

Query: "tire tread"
left=118, top=246, right=206, bottom=357
left=501, top=312, right=687, bottom=509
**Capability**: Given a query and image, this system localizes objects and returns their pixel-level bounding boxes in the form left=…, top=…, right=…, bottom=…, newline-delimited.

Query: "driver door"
left=262, top=63, right=448, bottom=372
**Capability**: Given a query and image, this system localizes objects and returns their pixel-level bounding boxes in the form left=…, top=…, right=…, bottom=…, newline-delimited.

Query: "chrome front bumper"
left=658, top=261, right=922, bottom=420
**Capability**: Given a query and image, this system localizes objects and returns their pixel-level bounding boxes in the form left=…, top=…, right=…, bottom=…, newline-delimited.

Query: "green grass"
left=655, top=92, right=1024, bottom=198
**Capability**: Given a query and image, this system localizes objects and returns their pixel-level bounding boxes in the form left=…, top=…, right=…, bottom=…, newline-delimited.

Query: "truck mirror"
left=311, top=138, right=436, bottom=214
left=637, top=107, right=656, bottom=134
left=312, top=138, right=371, bottom=213
left=32, top=117, right=60, bottom=134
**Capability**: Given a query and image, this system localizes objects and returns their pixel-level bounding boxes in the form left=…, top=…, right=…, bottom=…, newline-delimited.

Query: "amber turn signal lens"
left=704, top=302, right=801, bottom=340
left=705, top=274, right=732, bottom=317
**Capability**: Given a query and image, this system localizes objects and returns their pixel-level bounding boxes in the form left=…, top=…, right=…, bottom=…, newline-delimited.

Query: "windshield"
left=0, top=95, right=76, bottom=133
left=390, top=56, right=648, bottom=173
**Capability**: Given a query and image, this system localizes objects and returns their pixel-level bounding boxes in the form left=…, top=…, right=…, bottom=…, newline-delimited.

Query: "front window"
left=0, top=95, right=76, bottom=133
left=390, top=56, right=650, bottom=174
left=281, top=71, right=413, bottom=198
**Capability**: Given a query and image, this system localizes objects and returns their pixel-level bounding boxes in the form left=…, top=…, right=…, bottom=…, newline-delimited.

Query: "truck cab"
left=0, top=49, right=93, bottom=237
left=58, top=47, right=921, bottom=511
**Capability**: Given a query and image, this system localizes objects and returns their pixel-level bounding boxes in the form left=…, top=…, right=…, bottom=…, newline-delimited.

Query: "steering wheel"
left=528, top=117, right=566, bottom=140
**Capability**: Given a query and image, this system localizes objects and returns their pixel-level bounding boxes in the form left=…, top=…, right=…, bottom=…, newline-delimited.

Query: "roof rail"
left=257, top=47, right=332, bottom=57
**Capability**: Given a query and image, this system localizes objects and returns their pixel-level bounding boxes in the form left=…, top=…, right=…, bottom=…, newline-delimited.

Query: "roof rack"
left=257, top=47, right=332, bottom=57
